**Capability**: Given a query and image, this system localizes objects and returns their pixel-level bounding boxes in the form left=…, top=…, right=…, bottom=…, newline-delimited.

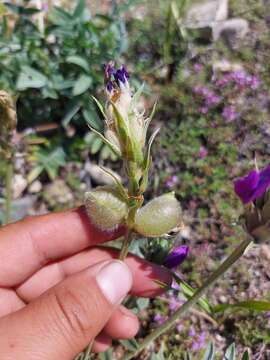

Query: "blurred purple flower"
left=192, top=331, right=206, bottom=351
left=234, top=164, right=270, bottom=204
left=198, top=146, right=208, bottom=159
left=189, top=327, right=196, bottom=337
left=222, top=105, right=238, bottom=122
left=171, top=278, right=180, bottom=291
left=199, top=106, right=209, bottom=114
left=153, top=313, right=167, bottom=325
left=166, top=175, right=178, bottom=188
left=193, top=63, right=203, bottom=73
left=164, top=245, right=189, bottom=269
left=205, top=94, right=221, bottom=107
left=176, top=323, right=184, bottom=333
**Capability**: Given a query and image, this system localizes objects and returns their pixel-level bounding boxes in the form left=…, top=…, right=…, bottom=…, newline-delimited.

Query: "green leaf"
left=99, top=166, right=127, bottom=201
left=16, top=66, right=47, bottom=90
left=73, top=0, right=86, bottom=18
left=120, top=339, right=139, bottom=352
left=223, top=343, right=235, bottom=360
left=72, top=74, right=92, bottom=96
left=111, top=102, right=129, bottom=146
left=241, top=350, right=250, bottom=360
left=90, top=137, right=102, bottom=154
left=62, top=102, right=81, bottom=128
left=27, top=165, right=43, bottom=183
left=92, top=96, right=107, bottom=119
left=203, top=342, right=215, bottom=360
left=87, top=126, right=121, bottom=157
left=66, top=55, right=89, bottom=72
left=83, top=107, right=102, bottom=131
left=99, top=349, right=113, bottom=360
left=213, top=300, right=270, bottom=314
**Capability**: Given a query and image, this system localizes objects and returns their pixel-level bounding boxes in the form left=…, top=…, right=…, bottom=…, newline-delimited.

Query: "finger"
left=0, top=260, right=132, bottom=360
left=0, top=207, right=124, bottom=287
left=0, top=289, right=25, bottom=317
left=92, top=332, right=112, bottom=353
left=103, top=305, right=139, bottom=340
left=17, top=247, right=172, bottom=302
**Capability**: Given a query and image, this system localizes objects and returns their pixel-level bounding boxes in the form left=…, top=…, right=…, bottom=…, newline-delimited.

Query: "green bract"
left=134, top=193, right=182, bottom=237
left=85, top=186, right=128, bottom=231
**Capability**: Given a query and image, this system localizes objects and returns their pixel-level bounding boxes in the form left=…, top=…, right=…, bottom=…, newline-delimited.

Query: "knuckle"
left=52, top=285, right=92, bottom=339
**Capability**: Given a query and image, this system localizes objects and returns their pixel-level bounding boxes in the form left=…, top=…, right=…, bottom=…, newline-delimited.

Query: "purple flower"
left=234, top=164, right=270, bottom=204
left=153, top=313, right=167, bottom=325
left=222, top=105, right=238, bottom=122
left=205, top=94, right=221, bottom=107
left=164, top=245, right=189, bottom=269
left=199, top=106, right=209, bottom=114
left=198, top=146, right=208, bottom=159
left=166, top=175, right=178, bottom=188
left=104, top=63, right=129, bottom=92
left=193, top=63, right=203, bottom=73
left=192, top=331, right=206, bottom=351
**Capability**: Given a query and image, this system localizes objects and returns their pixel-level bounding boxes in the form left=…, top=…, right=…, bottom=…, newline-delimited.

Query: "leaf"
left=62, top=102, right=81, bottom=128
left=136, top=298, right=150, bottom=310
left=130, top=83, right=144, bottom=109
left=66, top=55, right=89, bottom=72
left=27, top=165, right=43, bottom=183
left=223, top=343, right=235, bottom=360
left=92, top=96, right=107, bottom=119
left=213, top=300, right=270, bottom=314
left=73, top=0, right=86, bottom=18
left=16, top=66, right=47, bottom=90
left=143, top=100, right=157, bottom=142
left=111, top=102, right=129, bottom=146
left=203, top=342, right=215, bottom=360
left=90, top=137, right=102, bottom=154
left=72, top=74, right=92, bottom=96
left=241, top=350, right=250, bottom=360
left=120, top=339, right=139, bottom=352
left=83, top=107, right=102, bottom=131
left=99, top=166, right=127, bottom=201
left=87, top=126, right=120, bottom=156
left=99, top=349, right=113, bottom=360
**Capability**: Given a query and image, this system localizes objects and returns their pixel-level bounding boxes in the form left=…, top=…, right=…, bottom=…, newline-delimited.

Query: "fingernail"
left=96, top=260, right=133, bottom=304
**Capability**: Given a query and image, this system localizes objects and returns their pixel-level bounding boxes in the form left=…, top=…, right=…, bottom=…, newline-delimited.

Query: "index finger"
left=0, top=207, right=124, bottom=287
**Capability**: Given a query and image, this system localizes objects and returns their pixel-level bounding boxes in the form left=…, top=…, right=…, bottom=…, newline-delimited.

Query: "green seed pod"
left=134, top=193, right=182, bottom=237
left=85, top=186, right=128, bottom=231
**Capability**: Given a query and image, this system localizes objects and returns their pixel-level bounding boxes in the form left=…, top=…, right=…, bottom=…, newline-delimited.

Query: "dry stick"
left=121, top=236, right=253, bottom=360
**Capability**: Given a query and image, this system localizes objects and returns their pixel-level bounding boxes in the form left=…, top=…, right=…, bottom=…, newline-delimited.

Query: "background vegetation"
left=1, top=0, right=270, bottom=358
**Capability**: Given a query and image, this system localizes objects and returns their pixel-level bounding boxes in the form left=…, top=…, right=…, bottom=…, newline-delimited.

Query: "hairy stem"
left=121, top=236, right=253, bottom=360
left=119, top=229, right=133, bottom=260
left=4, top=159, right=13, bottom=225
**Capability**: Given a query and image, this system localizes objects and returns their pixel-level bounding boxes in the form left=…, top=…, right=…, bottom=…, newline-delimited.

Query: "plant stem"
left=82, top=340, right=94, bottom=360
left=4, top=159, right=13, bottom=225
left=119, top=229, right=133, bottom=260
left=121, top=236, right=253, bottom=360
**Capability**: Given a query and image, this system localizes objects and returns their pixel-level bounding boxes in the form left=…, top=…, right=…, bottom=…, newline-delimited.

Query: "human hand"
left=0, top=207, right=171, bottom=359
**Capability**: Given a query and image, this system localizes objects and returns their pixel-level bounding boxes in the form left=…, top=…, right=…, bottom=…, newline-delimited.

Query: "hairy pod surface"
left=85, top=186, right=128, bottom=231
left=134, top=193, right=182, bottom=237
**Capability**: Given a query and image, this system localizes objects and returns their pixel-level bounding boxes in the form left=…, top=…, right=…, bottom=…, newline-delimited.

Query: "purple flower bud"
left=163, top=245, right=189, bottom=269
left=234, top=164, right=270, bottom=204
left=114, top=65, right=129, bottom=86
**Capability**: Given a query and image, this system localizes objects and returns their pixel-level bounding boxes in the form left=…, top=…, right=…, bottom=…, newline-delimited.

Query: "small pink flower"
left=198, top=146, right=208, bottom=159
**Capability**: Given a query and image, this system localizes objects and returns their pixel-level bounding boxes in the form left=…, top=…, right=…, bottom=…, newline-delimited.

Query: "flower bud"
left=134, top=193, right=182, bottom=237
left=85, top=186, right=128, bottom=231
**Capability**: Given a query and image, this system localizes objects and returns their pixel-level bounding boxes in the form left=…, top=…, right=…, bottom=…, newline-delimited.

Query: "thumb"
left=0, top=260, right=132, bottom=360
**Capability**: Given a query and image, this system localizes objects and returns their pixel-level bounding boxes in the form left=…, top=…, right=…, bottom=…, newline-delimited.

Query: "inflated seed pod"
left=134, top=193, right=182, bottom=237
left=85, top=186, right=128, bottom=231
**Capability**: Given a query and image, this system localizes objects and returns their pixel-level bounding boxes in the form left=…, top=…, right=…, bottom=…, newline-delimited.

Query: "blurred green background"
left=1, top=0, right=270, bottom=358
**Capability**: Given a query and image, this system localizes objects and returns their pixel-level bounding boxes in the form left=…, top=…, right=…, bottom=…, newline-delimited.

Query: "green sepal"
left=143, top=100, right=157, bottom=143
left=91, top=95, right=107, bottom=120
left=111, top=102, right=129, bottom=148
left=87, top=125, right=121, bottom=156
left=99, top=165, right=128, bottom=201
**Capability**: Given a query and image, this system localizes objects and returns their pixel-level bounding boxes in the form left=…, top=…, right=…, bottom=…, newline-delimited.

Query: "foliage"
left=0, top=0, right=127, bottom=130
